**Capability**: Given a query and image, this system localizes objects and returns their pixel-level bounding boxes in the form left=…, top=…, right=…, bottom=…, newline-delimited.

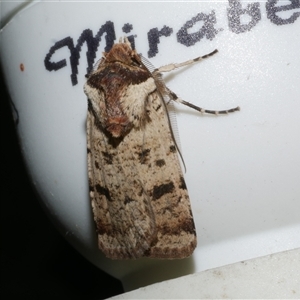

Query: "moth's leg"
left=153, top=50, right=218, bottom=74
left=166, top=86, right=240, bottom=115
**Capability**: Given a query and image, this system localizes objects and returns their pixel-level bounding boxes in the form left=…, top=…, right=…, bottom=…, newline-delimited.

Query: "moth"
left=84, top=37, right=239, bottom=260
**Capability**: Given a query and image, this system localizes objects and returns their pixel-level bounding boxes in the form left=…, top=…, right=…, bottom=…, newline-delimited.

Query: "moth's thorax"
left=106, top=116, right=130, bottom=138
left=86, top=44, right=154, bottom=138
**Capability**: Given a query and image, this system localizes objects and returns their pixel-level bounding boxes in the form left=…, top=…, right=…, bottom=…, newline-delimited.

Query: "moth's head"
left=103, top=42, right=142, bottom=67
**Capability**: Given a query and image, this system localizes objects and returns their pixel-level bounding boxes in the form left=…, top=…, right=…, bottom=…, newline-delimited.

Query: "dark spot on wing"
left=155, top=104, right=162, bottom=111
left=158, top=217, right=196, bottom=235
left=169, top=145, right=176, bottom=153
left=137, top=187, right=143, bottom=197
left=179, top=176, right=187, bottom=190
left=181, top=218, right=196, bottom=235
left=155, top=159, right=166, bottom=167
left=143, top=248, right=151, bottom=257
left=152, top=182, right=175, bottom=200
left=88, top=178, right=94, bottom=192
left=124, top=196, right=134, bottom=204
left=96, top=219, right=111, bottom=235
left=102, top=151, right=113, bottom=164
left=138, top=148, right=150, bottom=164
left=95, top=184, right=112, bottom=201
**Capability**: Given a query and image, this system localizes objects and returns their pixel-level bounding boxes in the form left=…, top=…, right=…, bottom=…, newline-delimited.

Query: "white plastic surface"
left=110, top=248, right=300, bottom=299
left=1, top=0, right=299, bottom=292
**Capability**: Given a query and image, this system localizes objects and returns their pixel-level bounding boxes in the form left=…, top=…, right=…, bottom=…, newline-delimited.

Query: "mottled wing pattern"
left=139, top=91, right=197, bottom=258
left=87, top=89, right=196, bottom=259
left=87, top=96, right=156, bottom=259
